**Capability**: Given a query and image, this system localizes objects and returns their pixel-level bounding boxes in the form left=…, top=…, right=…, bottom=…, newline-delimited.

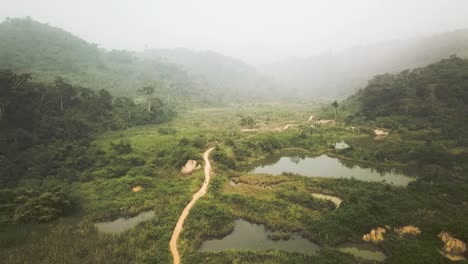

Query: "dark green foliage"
left=191, top=135, right=207, bottom=149
left=153, top=145, right=202, bottom=169
left=212, top=149, right=236, bottom=169
left=0, top=186, right=70, bottom=223
left=345, top=56, right=468, bottom=142
left=0, top=70, right=174, bottom=187
left=110, top=139, right=132, bottom=154
left=258, top=136, right=283, bottom=152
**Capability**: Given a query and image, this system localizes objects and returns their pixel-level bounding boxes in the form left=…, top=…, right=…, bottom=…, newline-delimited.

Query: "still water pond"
left=94, top=211, right=155, bottom=234
left=199, top=219, right=320, bottom=255
left=251, top=154, right=414, bottom=187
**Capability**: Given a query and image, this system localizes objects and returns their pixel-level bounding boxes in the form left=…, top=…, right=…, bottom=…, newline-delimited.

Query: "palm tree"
left=139, top=86, right=155, bottom=113
left=332, top=100, right=339, bottom=121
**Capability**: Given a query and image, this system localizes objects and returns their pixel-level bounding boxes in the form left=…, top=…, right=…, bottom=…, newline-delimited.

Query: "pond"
left=94, top=211, right=155, bottom=234
left=337, top=243, right=386, bottom=262
left=199, top=219, right=320, bottom=255
left=251, top=154, right=414, bottom=187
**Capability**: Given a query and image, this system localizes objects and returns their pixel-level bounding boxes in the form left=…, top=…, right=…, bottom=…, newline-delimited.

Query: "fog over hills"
left=260, top=29, right=468, bottom=98
left=2, top=17, right=468, bottom=101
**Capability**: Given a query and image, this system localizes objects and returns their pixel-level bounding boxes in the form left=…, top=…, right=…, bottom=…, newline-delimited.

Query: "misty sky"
left=2, top=0, right=468, bottom=63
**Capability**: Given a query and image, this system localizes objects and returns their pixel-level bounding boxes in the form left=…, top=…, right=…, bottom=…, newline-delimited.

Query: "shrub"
left=11, top=187, right=71, bottom=223
left=110, top=139, right=132, bottom=154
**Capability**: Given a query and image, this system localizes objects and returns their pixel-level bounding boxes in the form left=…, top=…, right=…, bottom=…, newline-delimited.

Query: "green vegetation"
left=1, top=17, right=467, bottom=264
left=0, top=17, right=274, bottom=103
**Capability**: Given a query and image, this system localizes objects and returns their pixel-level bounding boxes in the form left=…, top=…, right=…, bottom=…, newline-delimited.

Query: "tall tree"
left=54, top=77, right=75, bottom=111
left=0, top=70, right=31, bottom=121
left=332, top=100, right=339, bottom=121
left=138, top=86, right=155, bottom=113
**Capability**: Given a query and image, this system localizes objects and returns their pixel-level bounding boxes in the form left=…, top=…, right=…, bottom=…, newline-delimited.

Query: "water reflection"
left=94, top=211, right=155, bottom=234
left=199, top=219, right=320, bottom=255
left=251, top=154, right=414, bottom=187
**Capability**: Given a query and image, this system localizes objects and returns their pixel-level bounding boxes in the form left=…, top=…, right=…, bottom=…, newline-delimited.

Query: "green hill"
left=0, top=17, right=272, bottom=103
left=343, top=56, right=468, bottom=142
left=0, top=18, right=192, bottom=98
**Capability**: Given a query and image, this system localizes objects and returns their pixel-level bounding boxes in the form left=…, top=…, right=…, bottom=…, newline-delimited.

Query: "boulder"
left=181, top=160, right=198, bottom=174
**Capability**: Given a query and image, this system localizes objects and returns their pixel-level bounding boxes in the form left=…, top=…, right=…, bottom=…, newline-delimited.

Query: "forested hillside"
left=0, top=69, right=175, bottom=188
left=343, top=56, right=468, bottom=142
left=0, top=17, right=275, bottom=103
left=0, top=17, right=202, bottom=100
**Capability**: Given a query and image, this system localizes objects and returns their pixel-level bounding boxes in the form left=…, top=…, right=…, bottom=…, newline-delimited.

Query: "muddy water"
left=199, top=219, right=320, bottom=255
left=251, top=154, right=414, bottom=187
left=94, top=211, right=155, bottom=234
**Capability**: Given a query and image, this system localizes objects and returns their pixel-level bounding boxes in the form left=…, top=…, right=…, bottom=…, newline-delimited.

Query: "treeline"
left=0, top=69, right=175, bottom=188
left=345, top=55, right=468, bottom=142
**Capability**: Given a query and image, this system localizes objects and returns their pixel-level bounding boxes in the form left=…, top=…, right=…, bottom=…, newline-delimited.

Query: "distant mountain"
left=262, top=29, right=468, bottom=99
left=0, top=17, right=274, bottom=103
left=140, top=48, right=277, bottom=102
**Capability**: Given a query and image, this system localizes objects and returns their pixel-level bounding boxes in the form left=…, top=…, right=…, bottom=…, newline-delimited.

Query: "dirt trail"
left=169, top=147, right=215, bottom=264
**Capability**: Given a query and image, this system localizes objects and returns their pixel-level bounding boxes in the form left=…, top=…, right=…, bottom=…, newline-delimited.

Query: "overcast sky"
left=2, top=0, right=468, bottom=63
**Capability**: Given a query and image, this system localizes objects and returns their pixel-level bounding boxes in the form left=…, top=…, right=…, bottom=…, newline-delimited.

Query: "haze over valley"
left=1, top=1, right=468, bottom=264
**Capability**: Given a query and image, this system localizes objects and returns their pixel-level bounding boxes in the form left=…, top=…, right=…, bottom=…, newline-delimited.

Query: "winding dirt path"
left=169, top=147, right=215, bottom=264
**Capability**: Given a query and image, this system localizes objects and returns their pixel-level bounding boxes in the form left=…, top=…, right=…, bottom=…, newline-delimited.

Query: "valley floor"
left=1, top=103, right=467, bottom=264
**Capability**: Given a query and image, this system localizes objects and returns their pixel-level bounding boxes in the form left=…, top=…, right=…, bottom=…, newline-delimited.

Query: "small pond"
left=337, top=243, right=386, bottom=262
left=251, top=154, right=414, bottom=187
left=94, top=211, right=155, bottom=234
left=199, top=219, right=320, bottom=255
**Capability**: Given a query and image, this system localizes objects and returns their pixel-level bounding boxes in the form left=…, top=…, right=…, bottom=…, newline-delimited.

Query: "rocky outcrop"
left=311, top=193, right=342, bottom=208
left=438, top=231, right=467, bottom=261
left=363, top=227, right=386, bottom=243
left=394, top=225, right=421, bottom=237
left=132, top=186, right=143, bottom=192
left=181, top=160, right=198, bottom=174
left=374, top=129, right=389, bottom=136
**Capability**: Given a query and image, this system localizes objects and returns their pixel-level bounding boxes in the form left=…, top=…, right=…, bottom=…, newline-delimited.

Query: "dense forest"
left=343, top=55, right=468, bottom=143
left=0, top=69, right=174, bottom=221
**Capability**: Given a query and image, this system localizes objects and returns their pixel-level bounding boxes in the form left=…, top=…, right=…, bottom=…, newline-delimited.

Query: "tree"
left=0, top=70, right=31, bottom=120
left=138, top=86, right=155, bottom=113
left=54, top=77, right=75, bottom=111
left=332, top=100, right=339, bottom=121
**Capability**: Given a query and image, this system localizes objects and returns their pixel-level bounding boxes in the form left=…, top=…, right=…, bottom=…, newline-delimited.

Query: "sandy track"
left=169, top=147, right=215, bottom=264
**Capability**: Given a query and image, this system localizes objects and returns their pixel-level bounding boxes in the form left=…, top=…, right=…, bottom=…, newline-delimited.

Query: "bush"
left=110, top=139, right=132, bottom=154
left=192, top=136, right=207, bottom=149
left=10, top=187, right=71, bottom=223
left=213, top=150, right=236, bottom=169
